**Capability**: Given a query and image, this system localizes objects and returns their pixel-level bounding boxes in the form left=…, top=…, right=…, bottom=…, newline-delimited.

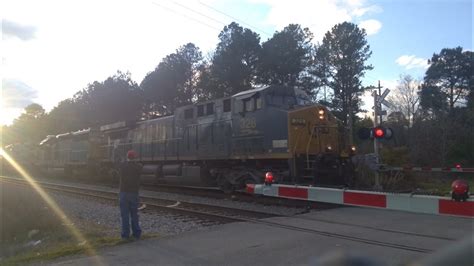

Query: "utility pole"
left=373, top=81, right=381, bottom=189
left=378, top=82, right=383, bottom=125
left=371, top=81, right=392, bottom=190
left=348, top=98, right=354, bottom=145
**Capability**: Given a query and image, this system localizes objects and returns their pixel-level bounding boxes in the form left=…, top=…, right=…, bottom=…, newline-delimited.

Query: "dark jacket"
left=119, top=161, right=142, bottom=193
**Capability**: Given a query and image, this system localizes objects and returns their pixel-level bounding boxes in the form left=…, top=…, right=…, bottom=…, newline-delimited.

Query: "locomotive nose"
left=288, top=105, right=339, bottom=156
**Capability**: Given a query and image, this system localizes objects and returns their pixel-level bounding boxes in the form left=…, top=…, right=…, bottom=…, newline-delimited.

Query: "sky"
left=1, top=0, right=472, bottom=125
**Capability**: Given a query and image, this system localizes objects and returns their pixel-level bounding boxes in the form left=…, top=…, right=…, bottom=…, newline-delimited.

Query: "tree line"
left=2, top=21, right=473, bottom=167
left=3, top=21, right=373, bottom=143
left=361, top=47, right=473, bottom=167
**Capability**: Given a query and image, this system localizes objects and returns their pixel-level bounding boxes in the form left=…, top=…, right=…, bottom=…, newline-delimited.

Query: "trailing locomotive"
left=38, top=85, right=355, bottom=190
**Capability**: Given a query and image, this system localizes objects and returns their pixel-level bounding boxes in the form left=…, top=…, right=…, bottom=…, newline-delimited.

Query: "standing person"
left=119, top=150, right=142, bottom=240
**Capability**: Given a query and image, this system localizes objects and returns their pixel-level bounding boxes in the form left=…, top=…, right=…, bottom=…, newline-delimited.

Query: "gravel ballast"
left=46, top=191, right=209, bottom=237
left=5, top=177, right=308, bottom=239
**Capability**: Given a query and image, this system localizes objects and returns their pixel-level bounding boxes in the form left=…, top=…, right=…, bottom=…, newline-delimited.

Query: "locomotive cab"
left=231, top=86, right=353, bottom=186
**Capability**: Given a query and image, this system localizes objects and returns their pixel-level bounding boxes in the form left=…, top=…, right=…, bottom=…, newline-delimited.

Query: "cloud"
left=2, top=79, right=38, bottom=108
left=2, top=19, right=37, bottom=41
left=352, top=5, right=382, bottom=17
left=395, top=55, right=429, bottom=70
left=250, top=0, right=382, bottom=41
left=359, top=19, right=382, bottom=35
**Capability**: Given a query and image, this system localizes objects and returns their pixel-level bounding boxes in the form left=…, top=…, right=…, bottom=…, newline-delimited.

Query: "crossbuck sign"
left=376, top=88, right=393, bottom=109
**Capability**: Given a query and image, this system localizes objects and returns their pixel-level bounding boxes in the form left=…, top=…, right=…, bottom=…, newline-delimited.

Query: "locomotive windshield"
left=263, top=87, right=311, bottom=108
left=295, top=88, right=311, bottom=106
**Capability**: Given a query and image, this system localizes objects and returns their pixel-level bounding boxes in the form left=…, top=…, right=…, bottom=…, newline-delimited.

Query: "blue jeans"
left=119, top=192, right=142, bottom=239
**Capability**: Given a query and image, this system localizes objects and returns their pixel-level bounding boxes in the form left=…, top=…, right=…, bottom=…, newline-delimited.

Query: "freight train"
left=33, top=85, right=355, bottom=190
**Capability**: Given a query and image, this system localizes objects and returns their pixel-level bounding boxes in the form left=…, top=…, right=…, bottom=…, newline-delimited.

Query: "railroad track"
left=1, top=176, right=448, bottom=254
left=1, top=177, right=276, bottom=225
left=58, top=177, right=340, bottom=209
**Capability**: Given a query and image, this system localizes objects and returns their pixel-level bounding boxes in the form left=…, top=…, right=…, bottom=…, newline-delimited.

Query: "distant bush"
left=380, top=146, right=410, bottom=166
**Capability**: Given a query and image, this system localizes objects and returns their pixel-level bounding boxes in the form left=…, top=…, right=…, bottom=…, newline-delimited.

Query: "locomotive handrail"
left=231, top=134, right=264, bottom=139
left=292, top=127, right=303, bottom=155
left=183, top=119, right=232, bottom=127
left=306, top=125, right=316, bottom=170
left=313, top=125, right=339, bottom=128
left=99, top=138, right=183, bottom=147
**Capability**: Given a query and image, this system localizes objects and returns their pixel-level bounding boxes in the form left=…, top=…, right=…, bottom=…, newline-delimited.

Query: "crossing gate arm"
left=246, top=184, right=474, bottom=218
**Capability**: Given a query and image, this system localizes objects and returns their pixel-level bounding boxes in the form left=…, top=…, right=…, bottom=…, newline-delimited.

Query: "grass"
left=0, top=236, right=124, bottom=266
left=1, top=233, right=161, bottom=266
left=354, top=166, right=474, bottom=195
left=414, top=177, right=474, bottom=196
left=0, top=180, right=159, bottom=265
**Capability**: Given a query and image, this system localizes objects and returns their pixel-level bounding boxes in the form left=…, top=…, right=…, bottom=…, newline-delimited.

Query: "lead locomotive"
left=38, top=85, right=355, bottom=190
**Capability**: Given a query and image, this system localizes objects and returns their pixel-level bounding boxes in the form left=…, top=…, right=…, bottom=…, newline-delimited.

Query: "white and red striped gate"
left=246, top=184, right=474, bottom=218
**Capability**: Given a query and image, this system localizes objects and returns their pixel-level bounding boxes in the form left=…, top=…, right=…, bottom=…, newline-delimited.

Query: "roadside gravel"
left=5, top=176, right=307, bottom=238
left=26, top=176, right=307, bottom=216
left=47, top=185, right=306, bottom=237
left=47, top=191, right=207, bottom=237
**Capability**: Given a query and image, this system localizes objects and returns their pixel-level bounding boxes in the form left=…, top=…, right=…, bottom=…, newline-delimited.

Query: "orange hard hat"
left=127, top=150, right=138, bottom=160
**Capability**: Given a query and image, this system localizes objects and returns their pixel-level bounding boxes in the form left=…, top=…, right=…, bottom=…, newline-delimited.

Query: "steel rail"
left=1, top=177, right=273, bottom=223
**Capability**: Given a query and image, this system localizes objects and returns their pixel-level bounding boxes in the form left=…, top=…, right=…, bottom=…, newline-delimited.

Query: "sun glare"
left=0, top=97, right=8, bottom=126
left=0, top=98, right=3, bottom=123
left=0, top=148, right=104, bottom=265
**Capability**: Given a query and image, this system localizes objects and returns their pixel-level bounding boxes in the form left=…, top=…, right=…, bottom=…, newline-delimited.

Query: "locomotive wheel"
left=217, top=174, right=234, bottom=194
left=240, top=176, right=257, bottom=190
left=313, top=153, right=345, bottom=186
left=342, top=159, right=355, bottom=187
left=200, top=166, right=217, bottom=187
left=155, top=165, right=163, bottom=179
left=239, top=170, right=263, bottom=189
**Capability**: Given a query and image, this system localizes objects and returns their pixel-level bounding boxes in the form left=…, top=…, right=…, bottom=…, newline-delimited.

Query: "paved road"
left=51, top=206, right=473, bottom=266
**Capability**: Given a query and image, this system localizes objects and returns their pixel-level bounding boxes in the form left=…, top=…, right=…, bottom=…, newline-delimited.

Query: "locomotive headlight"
left=350, top=146, right=357, bottom=155
left=325, top=145, right=332, bottom=152
left=318, top=109, right=325, bottom=120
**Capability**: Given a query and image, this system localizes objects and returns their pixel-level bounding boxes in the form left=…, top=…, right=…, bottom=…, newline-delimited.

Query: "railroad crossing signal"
left=372, top=88, right=394, bottom=109
left=378, top=88, right=390, bottom=104
left=372, top=82, right=393, bottom=190
left=372, top=126, right=393, bottom=139
left=357, top=87, right=395, bottom=141
left=357, top=127, right=393, bottom=140
left=374, top=127, right=384, bottom=138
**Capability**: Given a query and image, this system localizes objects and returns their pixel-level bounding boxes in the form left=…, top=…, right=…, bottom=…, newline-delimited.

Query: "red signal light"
left=373, top=127, right=385, bottom=139
left=455, top=164, right=461, bottom=170
left=265, top=172, right=274, bottom=184
left=371, top=127, right=394, bottom=140
left=451, top=179, right=469, bottom=201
